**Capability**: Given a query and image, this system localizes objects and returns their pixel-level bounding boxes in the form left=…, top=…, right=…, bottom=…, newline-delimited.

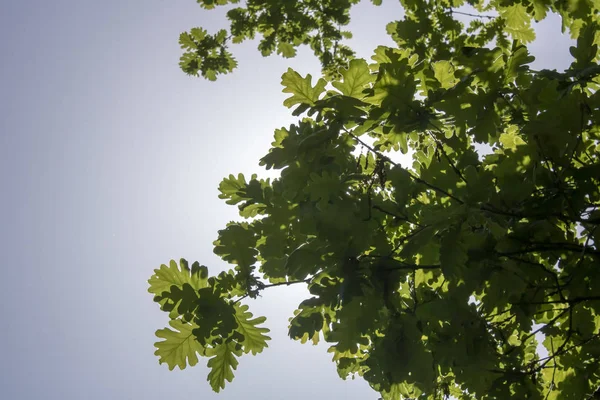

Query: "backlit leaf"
left=154, top=319, right=206, bottom=370
left=332, top=59, right=374, bottom=97
left=207, top=341, right=242, bottom=392
left=234, top=304, right=271, bottom=355
left=281, top=69, right=327, bottom=109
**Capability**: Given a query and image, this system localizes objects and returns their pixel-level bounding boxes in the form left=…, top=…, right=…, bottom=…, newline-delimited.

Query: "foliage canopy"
left=149, top=0, right=600, bottom=398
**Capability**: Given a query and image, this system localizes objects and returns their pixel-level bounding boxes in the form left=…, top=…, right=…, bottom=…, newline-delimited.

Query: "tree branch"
left=450, top=9, right=495, bottom=19
left=234, top=278, right=311, bottom=304
left=513, top=295, right=600, bottom=305
left=544, top=339, right=556, bottom=400
left=497, top=243, right=600, bottom=257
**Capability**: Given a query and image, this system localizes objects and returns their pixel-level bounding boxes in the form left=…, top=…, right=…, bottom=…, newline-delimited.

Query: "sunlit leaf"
left=154, top=320, right=206, bottom=370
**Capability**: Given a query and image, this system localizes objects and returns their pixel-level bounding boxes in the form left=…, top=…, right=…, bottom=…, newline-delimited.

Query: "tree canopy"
left=148, top=0, right=600, bottom=398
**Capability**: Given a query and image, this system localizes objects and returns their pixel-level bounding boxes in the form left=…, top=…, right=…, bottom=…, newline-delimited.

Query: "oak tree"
left=148, top=0, right=600, bottom=398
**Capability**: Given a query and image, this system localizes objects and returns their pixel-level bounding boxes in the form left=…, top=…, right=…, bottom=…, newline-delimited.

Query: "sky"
left=0, top=1, right=575, bottom=399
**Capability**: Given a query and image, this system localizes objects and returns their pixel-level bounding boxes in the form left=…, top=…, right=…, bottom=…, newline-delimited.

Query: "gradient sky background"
left=0, top=1, right=575, bottom=399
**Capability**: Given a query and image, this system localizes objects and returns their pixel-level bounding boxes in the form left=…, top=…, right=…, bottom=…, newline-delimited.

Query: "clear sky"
left=0, top=1, right=574, bottom=399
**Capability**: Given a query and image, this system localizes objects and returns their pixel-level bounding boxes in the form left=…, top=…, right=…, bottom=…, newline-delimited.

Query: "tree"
left=148, top=0, right=600, bottom=398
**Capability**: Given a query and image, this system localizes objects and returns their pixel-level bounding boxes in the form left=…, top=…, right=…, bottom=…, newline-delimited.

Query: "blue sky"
left=0, top=1, right=574, bottom=399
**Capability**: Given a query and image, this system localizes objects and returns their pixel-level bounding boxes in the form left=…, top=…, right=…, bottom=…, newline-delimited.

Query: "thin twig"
left=450, top=9, right=495, bottom=19
left=512, top=295, right=600, bottom=305
left=544, top=339, right=556, bottom=400
left=427, top=127, right=469, bottom=185
left=261, top=278, right=312, bottom=290
left=234, top=278, right=311, bottom=304
left=342, top=127, right=465, bottom=204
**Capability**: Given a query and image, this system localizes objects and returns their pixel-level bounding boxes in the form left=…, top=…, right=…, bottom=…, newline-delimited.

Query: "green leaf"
left=277, top=42, right=297, bottom=58
left=304, top=171, right=343, bottom=210
left=569, top=22, right=600, bottom=66
left=163, top=283, right=200, bottom=320
left=332, top=59, right=374, bottom=98
left=179, top=32, right=198, bottom=50
left=148, top=259, right=209, bottom=296
left=188, top=27, right=208, bottom=43
left=196, top=0, right=231, bottom=10
left=432, top=60, right=457, bottom=89
left=207, top=341, right=242, bottom=392
left=218, top=173, right=248, bottom=205
left=440, top=226, right=468, bottom=280
left=505, top=45, right=535, bottom=82
left=530, top=0, right=549, bottom=20
left=501, top=4, right=536, bottom=43
left=154, top=319, right=206, bottom=370
left=281, top=68, right=327, bottom=109
left=400, top=226, right=438, bottom=260
left=213, top=223, right=258, bottom=269
left=499, top=125, right=526, bottom=151
left=148, top=259, right=209, bottom=316
left=234, top=304, right=271, bottom=354
left=193, top=288, right=238, bottom=344
left=284, top=242, right=323, bottom=280
left=289, top=302, right=325, bottom=344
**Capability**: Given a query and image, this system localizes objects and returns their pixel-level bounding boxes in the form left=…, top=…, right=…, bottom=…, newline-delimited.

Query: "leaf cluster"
left=149, top=259, right=270, bottom=392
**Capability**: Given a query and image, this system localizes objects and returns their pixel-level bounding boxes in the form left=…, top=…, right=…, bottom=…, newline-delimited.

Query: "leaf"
left=197, top=0, right=230, bottom=10
left=154, top=319, right=206, bottom=370
left=149, top=259, right=209, bottom=296
left=148, top=259, right=209, bottom=316
left=277, top=42, right=297, bottom=58
left=179, top=32, right=198, bottom=50
left=234, top=304, right=271, bottom=354
left=163, top=283, right=201, bottom=320
left=281, top=68, right=327, bottom=109
left=530, top=0, right=549, bottom=20
left=289, top=307, right=324, bottom=344
left=440, top=227, right=468, bottom=280
left=218, top=173, right=247, bottom=205
left=388, top=165, right=414, bottom=208
left=193, top=288, right=238, bottom=344
left=432, top=60, right=457, bottom=89
left=569, top=22, right=600, bottom=66
left=207, top=341, right=242, bottom=392
left=499, top=125, right=526, bottom=151
left=328, top=299, right=372, bottom=354
left=189, top=27, right=208, bottom=43
left=505, top=45, right=535, bottom=82
left=304, top=171, right=343, bottom=210
left=213, top=223, right=258, bottom=269
left=297, top=128, right=338, bottom=153
left=501, top=4, right=536, bottom=43
left=332, top=59, right=374, bottom=98
left=400, top=226, right=438, bottom=260
left=284, top=242, right=322, bottom=280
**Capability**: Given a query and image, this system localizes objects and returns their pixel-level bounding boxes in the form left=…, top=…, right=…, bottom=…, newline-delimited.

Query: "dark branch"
left=342, top=127, right=465, bottom=204
left=450, top=9, right=495, bottom=19
left=234, top=278, right=311, bottom=304
left=513, top=295, right=600, bottom=305
left=261, top=278, right=312, bottom=289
